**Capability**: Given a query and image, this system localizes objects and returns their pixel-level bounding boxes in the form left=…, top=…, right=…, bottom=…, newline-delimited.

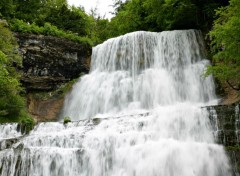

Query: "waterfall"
left=0, top=30, right=231, bottom=176
left=62, top=30, right=216, bottom=120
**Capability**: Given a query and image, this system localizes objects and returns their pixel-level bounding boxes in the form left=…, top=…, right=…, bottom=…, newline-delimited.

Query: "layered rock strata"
left=16, top=34, right=91, bottom=121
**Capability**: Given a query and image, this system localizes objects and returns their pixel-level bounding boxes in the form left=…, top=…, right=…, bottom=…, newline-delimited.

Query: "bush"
left=63, top=117, right=71, bottom=124
left=207, top=0, right=240, bottom=90
left=19, top=116, right=35, bottom=134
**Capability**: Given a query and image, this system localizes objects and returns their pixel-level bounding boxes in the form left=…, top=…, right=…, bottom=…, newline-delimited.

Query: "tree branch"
left=226, top=80, right=240, bottom=91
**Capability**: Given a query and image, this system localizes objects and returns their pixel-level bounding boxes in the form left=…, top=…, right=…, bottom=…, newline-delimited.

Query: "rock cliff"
left=16, top=34, right=91, bottom=121
left=16, top=33, right=91, bottom=91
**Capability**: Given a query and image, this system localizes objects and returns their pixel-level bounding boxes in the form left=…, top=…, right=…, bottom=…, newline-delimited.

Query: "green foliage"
left=0, top=0, right=15, bottom=19
left=0, top=0, right=96, bottom=45
left=87, top=11, right=112, bottom=44
left=0, top=0, right=230, bottom=45
left=142, top=0, right=198, bottom=30
left=0, top=22, right=22, bottom=66
left=63, top=117, right=71, bottom=124
left=13, top=0, right=44, bottom=22
left=45, top=5, right=91, bottom=36
left=9, top=19, right=93, bottom=46
left=0, top=22, right=32, bottom=123
left=107, top=0, right=229, bottom=38
left=207, top=0, right=240, bottom=90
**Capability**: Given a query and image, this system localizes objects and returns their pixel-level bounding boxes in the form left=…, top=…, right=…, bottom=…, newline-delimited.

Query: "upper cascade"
left=63, top=30, right=216, bottom=120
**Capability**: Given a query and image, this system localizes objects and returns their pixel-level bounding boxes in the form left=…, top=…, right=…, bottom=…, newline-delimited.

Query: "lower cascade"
left=0, top=30, right=232, bottom=176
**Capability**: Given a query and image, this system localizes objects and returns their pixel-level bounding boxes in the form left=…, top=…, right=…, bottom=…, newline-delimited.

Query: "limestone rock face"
left=16, top=33, right=91, bottom=91
left=15, top=34, right=92, bottom=121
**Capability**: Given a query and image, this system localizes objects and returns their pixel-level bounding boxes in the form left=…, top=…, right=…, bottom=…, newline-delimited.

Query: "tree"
left=0, top=0, right=15, bottom=19
left=109, top=0, right=148, bottom=37
left=206, top=0, right=240, bottom=91
left=107, top=0, right=229, bottom=38
left=0, top=22, right=27, bottom=121
left=13, top=0, right=44, bottom=23
left=144, top=0, right=198, bottom=30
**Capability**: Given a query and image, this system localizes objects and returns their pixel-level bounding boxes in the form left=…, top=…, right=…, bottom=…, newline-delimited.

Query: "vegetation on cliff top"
left=107, top=0, right=228, bottom=37
left=9, top=19, right=93, bottom=46
left=0, top=0, right=229, bottom=45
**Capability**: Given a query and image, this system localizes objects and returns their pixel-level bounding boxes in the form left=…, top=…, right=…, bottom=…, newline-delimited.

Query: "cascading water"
left=0, top=30, right=231, bottom=176
left=63, top=30, right=216, bottom=120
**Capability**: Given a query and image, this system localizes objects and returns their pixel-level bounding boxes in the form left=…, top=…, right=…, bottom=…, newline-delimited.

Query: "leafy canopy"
left=207, top=0, right=240, bottom=90
left=0, top=22, right=31, bottom=122
left=107, top=0, right=228, bottom=38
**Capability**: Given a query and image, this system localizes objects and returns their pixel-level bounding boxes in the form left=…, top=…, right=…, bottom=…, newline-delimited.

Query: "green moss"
left=63, top=117, right=71, bottom=124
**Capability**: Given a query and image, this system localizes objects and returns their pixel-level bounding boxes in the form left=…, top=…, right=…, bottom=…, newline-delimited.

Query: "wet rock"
left=206, top=103, right=240, bottom=176
left=226, top=148, right=240, bottom=176
left=0, top=137, right=22, bottom=151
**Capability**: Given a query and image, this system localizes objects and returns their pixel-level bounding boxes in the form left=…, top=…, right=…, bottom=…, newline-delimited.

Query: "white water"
left=63, top=30, right=216, bottom=120
left=0, top=123, right=21, bottom=139
left=0, top=30, right=231, bottom=176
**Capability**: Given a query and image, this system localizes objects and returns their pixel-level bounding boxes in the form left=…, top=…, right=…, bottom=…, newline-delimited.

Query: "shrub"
left=9, top=19, right=93, bottom=46
left=0, top=22, right=31, bottom=123
left=63, top=117, right=71, bottom=124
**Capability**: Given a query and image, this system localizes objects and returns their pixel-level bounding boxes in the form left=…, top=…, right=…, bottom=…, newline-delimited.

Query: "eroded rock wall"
left=16, top=33, right=91, bottom=91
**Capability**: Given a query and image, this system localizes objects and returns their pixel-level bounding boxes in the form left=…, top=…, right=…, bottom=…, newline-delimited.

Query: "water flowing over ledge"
left=0, top=30, right=232, bottom=176
left=62, top=30, right=216, bottom=120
